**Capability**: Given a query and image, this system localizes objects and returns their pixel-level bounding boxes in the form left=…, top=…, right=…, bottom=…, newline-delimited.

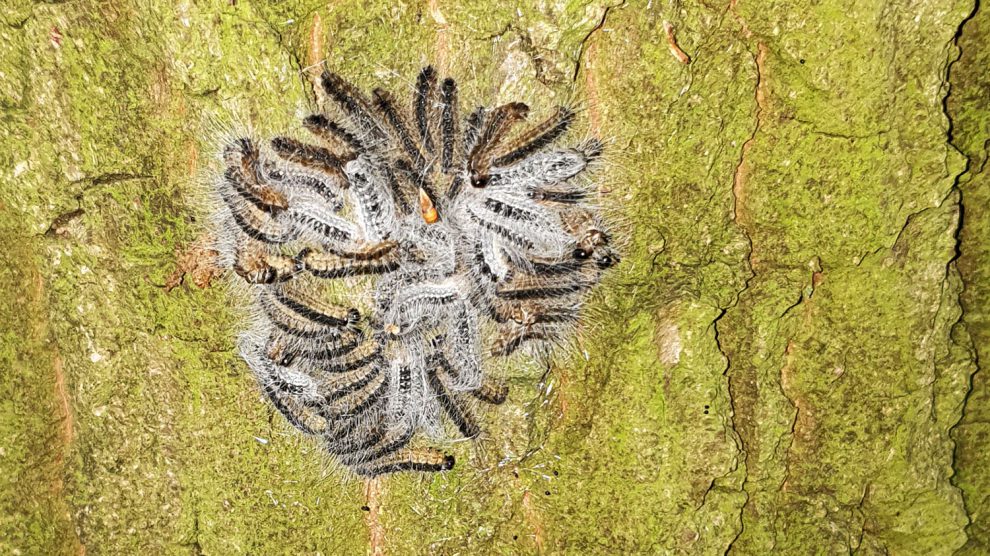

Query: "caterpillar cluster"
left=210, top=66, right=617, bottom=477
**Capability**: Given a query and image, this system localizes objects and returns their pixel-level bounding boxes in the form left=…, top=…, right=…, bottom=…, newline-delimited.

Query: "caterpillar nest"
left=210, top=66, right=617, bottom=477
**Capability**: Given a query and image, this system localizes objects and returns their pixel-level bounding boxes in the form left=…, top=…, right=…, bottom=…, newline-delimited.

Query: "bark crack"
left=364, top=478, right=386, bottom=555
left=0, top=10, right=34, bottom=29
left=267, top=20, right=318, bottom=108
left=24, top=258, right=87, bottom=554
left=39, top=173, right=151, bottom=239
left=571, top=1, right=627, bottom=83
left=789, top=119, right=890, bottom=141
left=721, top=37, right=769, bottom=556
left=713, top=306, right=748, bottom=556
left=730, top=42, right=766, bottom=229
left=943, top=0, right=982, bottom=543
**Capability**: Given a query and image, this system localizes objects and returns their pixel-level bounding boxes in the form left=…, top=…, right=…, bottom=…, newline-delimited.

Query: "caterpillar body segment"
left=352, top=449, right=455, bottom=477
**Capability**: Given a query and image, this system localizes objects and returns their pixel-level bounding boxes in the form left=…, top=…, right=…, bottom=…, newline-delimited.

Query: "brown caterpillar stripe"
left=223, top=138, right=289, bottom=210
left=270, top=287, right=358, bottom=327
left=493, top=106, right=575, bottom=168
left=470, top=377, right=509, bottom=405
left=328, top=240, right=399, bottom=261
left=489, top=298, right=579, bottom=326
left=300, top=247, right=400, bottom=279
left=216, top=172, right=293, bottom=245
left=496, top=282, right=585, bottom=301
left=321, top=338, right=381, bottom=374
left=468, top=102, right=530, bottom=187
left=271, top=136, right=348, bottom=181
left=234, top=251, right=299, bottom=284
left=492, top=327, right=548, bottom=356
left=281, top=329, right=363, bottom=362
left=428, top=362, right=481, bottom=438
left=318, top=360, right=382, bottom=400
left=259, top=291, right=355, bottom=338
left=353, top=449, right=455, bottom=477
left=302, top=114, right=364, bottom=156
left=466, top=210, right=535, bottom=250
left=336, top=426, right=416, bottom=465
left=322, top=370, right=389, bottom=422
left=224, top=166, right=288, bottom=214
left=373, top=88, right=425, bottom=171
left=320, top=72, right=385, bottom=141
left=530, top=187, right=588, bottom=204
left=477, top=102, right=530, bottom=150
left=262, top=384, right=328, bottom=435
left=223, top=138, right=262, bottom=183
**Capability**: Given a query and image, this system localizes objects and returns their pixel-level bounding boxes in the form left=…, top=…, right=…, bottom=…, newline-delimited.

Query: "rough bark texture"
left=0, top=0, right=986, bottom=554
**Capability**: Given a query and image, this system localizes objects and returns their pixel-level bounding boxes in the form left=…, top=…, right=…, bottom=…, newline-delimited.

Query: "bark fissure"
left=571, top=1, right=626, bottom=83
left=721, top=38, right=768, bottom=556
left=943, top=0, right=984, bottom=544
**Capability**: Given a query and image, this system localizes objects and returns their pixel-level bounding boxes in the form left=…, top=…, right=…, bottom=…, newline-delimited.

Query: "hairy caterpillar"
left=209, top=66, right=617, bottom=477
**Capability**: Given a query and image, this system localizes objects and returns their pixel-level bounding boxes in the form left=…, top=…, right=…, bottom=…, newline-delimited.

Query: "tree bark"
left=0, top=0, right=986, bottom=553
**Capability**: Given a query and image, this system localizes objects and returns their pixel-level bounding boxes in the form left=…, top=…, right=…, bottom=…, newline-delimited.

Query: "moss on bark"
left=0, top=0, right=985, bottom=554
